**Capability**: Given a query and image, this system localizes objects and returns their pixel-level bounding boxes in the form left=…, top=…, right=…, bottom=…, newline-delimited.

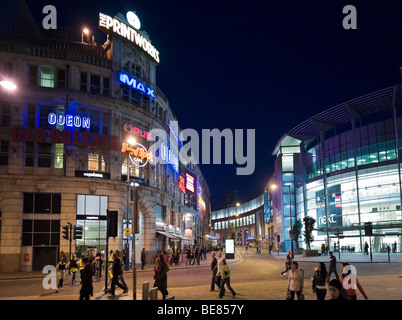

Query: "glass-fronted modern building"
left=269, top=84, right=402, bottom=254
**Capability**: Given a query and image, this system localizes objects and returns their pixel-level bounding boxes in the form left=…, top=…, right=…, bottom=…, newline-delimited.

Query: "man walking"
left=210, top=251, right=218, bottom=291
left=326, top=251, right=339, bottom=283
left=141, top=248, right=146, bottom=270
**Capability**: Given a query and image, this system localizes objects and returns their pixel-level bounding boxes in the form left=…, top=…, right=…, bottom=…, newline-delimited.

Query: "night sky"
left=23, top=0, right=402, bottom=209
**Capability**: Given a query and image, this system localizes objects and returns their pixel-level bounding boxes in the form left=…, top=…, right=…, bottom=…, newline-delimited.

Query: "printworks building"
left=0, top=1, right=210, bottom=272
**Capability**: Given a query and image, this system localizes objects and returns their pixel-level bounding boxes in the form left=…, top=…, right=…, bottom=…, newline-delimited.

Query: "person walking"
left=219, top=259, right=236, bottom=298
left=110, top=253, right=128, bottom=296
left=245, top=243, right=248, bottom=255
left=364, top=242, right=369, bottom=255
left=190, top=248, right=195, bottom=266
left=195, top=245, right=200, bottom=265
left=340, top=263, right=368, bottom=300
left=328, top=279, right=351, bottom=300
left=281, top=251, right=292, bottom=277
left=185, top=247, right=190, bottom=265
left=312, top=262, right=327, bottom=300
left=79, top=257, right=93, bottom=300
left=326, top=251, right=339, bottom=283
left=93, top=252, right=103, bottom=281
left=67, top=254, right=79, bottom=284
left=56, top=256, right=67, bottom=293
left=141, top=248, right=146, bottom=270
left=215, top=251, right=225, bottom=294
left=153, top=257, right=160, bottom=288
left=287, top=261, right=303, bottom=300
left=210, top=251, right=218, bottom=291
left=157, top=254, right=170, bottom=299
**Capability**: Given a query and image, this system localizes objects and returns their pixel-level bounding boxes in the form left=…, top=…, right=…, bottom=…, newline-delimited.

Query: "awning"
left=176, top=235, right=191, bottom=241
left=156, top=231, right=180, bottom=239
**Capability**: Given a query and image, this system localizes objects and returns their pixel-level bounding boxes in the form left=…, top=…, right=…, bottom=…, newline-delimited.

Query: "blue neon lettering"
left=119, top=72, right=155, bottom=99
left=47, top=113, right=90, bottom=129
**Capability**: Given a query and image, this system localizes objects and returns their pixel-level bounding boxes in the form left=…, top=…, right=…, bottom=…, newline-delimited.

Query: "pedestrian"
left=364, top=242, right=369, bottom=255
left=215, top=251, right=225, bottom=292
left=245, top=244, right=248, bottom=255
left=195, top=245, right=200, bottom=265
left=340, top=263, right=368, bottom=300
left=110, top=253, right=128, bottom=296
left=78, top=255, right=85, bottom=283
left=67, top=254, right=78, bottom=284
left=281, top=251, right=292, bottom=277
left=185, top=247, right=191, bottom=265
left=287, top=261, right=303, bottom=300
left=141, top=248, right=146, bottom=270
left=326, top=251, right=339, bottom=283
left=153, top=257, right=160, bottom=288
left=312, top=262, right=327, bottom=300
left=190, top=248, right=195, bottom=265
left=269, top=244, right=272, bottom=255
left=56, top=256, right=67, bottom=293
left=116, top=250, right=129, bottom=293
left=157, top=253, right=170, bottom=299
left=328, top=279, right=351, bottom=300
left=93, top=252, right=102, bottom=281
left=210, top=251, right=218, bottom=291
left=219, top=259, right=236, bottom=298
left=79, top=257, right=93, bottom=300
left=203, top=246, right=207, bottom=260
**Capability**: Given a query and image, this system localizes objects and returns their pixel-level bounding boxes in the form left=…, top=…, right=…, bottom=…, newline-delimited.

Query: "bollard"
left=142, top=281, right=150, bottom=300
left=149, top=287, right=158, bottom=300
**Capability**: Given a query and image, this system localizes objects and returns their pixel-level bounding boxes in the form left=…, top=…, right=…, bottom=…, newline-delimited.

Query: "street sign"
left=125, top=228, right=131, bottom=237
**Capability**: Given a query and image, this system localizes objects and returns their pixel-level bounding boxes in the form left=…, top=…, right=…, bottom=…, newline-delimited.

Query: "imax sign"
left=119, top=73, right=156, bottom=99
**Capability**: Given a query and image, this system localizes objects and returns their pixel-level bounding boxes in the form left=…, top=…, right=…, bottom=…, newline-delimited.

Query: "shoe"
left=219, top=295, right=223, bottom=298
left=210, top=289, right=215, bottom=292
left=233, top=293, right=236, bottom=298
left=123, top=289, right=128, bottom=294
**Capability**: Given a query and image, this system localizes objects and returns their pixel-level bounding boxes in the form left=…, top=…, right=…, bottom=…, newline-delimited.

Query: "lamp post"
left=271, top=184, right=294, bottom=259
left=227, top=202, right=240, bottom=244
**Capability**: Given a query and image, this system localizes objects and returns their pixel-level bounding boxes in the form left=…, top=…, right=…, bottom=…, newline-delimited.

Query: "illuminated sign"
left=48, top=113, right=90, bottom=129
left=124, top=123, right=152, bottom=140
left=99, top=12, right=160, bottom=63
left=75, top=170, right=111, bottom=179
left=179, top=175, right=186, bottom=193
left=199, top=196, right=206, bottom=212
left=121, top=142, right=153, bottom=167
left=119, top=73, right=155, bottom=99
left=160, top=142, right=179, bottom=173
left=186, top=173, right=195, bottom=193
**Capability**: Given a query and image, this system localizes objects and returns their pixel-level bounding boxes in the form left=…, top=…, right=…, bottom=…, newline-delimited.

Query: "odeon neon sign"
left=48, top=113, right=90, bottom=129
left=119, top=73, right=156, bottom=99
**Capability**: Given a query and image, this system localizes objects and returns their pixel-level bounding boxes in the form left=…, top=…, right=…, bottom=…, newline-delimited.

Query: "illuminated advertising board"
left=186, top=173, right=195, bottom=193
left=121, top=142, right=153, bottom=167
left=225, top=239, right=235, bottom=259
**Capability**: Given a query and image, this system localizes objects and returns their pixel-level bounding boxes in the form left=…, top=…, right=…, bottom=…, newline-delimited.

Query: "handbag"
left=286, top=289, right=291, bottom=300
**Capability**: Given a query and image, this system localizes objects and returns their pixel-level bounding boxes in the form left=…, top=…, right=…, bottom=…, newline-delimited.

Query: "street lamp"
left=82, top=28, right=89, bottom=43
left=0, top=73, right=17, bottom=91
left=271, top=183, right=294, bottom=259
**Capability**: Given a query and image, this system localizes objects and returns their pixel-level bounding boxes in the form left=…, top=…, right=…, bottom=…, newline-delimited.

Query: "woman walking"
left=312, top=262, right=327, bottom=300
left=67, top=254, right=79, bottom=284
left=210, top=252, right=218, bottom=291
left=281, top=251, right=292, bottom=277
left=56, top=256, right=67, bottom=293
left=219, top=259, right=236, bottom=298
left=157, top=254, right=170, bottom=299
left=110, top=253, right=128, bottom=296
left=340, top=263, right=368, bottom=300
left=287, top=261, right=303, bottom=300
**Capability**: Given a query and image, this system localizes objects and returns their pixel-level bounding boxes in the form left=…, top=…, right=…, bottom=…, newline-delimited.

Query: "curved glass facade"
left=271, top=86, right=402, bottom=253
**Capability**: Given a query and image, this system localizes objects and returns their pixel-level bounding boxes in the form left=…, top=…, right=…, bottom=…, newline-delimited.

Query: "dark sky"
left=24, top=0, right=402, bottom=209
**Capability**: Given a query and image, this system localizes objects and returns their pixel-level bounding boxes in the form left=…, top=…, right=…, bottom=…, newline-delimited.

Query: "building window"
left=23, top=193, right=61, bottom=214
left=90, top=74, right=100, bottom=94
left=103, top=78, right=110, bottom=96
left=54, top=143, right=64, bottom=169
left=38, top=143, right=52, bottom=167
left=25, top=142, right=34, bottom=167
left=40, top=66, right=55, bottom=88
left=22, top=219, right=60, bottom=246
left=28, top=65, right=37, bottom=86
left=1, top=103, right=10, bottom=127
left=0, top=140, right=9, bottom=165
left=80, top=72, right=88, bottom=91
left=57, top=69, right=66, bottom=89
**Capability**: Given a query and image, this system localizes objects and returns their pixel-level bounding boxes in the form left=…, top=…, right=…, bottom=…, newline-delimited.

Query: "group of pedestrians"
left=210, top=251, right=236, bottom=299
left=281, top=250, right=368, bottom=300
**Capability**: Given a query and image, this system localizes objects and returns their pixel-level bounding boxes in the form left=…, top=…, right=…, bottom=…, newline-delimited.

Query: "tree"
left=292, top=219, right=302, bottom=249
left=303, top=216, right=316, bottom=250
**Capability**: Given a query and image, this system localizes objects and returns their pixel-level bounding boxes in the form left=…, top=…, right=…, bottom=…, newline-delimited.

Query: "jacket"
left=221, top=265, right=231, bottom=279
left=312, top=269, right=327, bottom=290
left=288, top=269, right=303, bottom=292
left=340, top=274, right=368, bottom=300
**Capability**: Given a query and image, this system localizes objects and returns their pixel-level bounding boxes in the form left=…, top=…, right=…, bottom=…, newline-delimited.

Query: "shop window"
left=40, top=66, right=55, bottom=88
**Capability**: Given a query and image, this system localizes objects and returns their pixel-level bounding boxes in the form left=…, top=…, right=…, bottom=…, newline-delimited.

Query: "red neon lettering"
left=12, top=126, right=24, bottom=141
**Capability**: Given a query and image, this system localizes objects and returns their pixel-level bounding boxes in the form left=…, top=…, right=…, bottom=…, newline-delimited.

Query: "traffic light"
left=74, top=225, right=83, bottom=240
left=364, top=222, right=373, bottom=236
left=277, top=235, right=280, bottom=243
left=107, top=210, right=118, bottom=238
left=62, top=225, right=69, bottom=240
